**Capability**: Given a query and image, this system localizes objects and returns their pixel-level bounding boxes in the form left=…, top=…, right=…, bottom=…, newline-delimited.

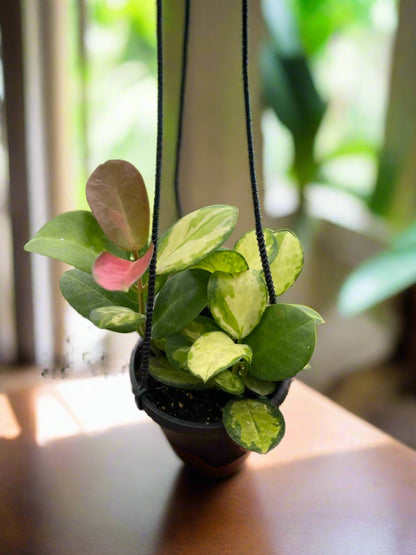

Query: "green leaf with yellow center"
left=149, top=356, right=207, bottom=389
left=180, top=316, right=221, bottom=341
left=270, top=230, right=304, bottom=295
left=187, top=331, right=252, bottom=383
left=165, top=334, right=193, bottom=370
left=213, top=370, right=245, bottom=395
left=208, top=270, right=267, bottom=339
left=234, top=228, right=278, bottom=273
left=223, top=398, right=285, bottom=454
left=156, top=205, right=238, bottom=275
left=89, top=306, right=144, bottom=333
left=193, top=249, right=248, bottom=273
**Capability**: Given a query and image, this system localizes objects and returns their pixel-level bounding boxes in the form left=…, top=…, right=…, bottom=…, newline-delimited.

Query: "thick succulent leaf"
left=152, top=270, right=209, bottom=339
left=242, top=374, right=277, bottom=396
left=165, top=334, right=193, bottom=371
left=213, top=370, right=245, bottom=395
left=156, top=205, right=238, bottom=275
left=92, top=244, right=153, bottom=292
left=187, top=331, right=252, bottom=383
left=60, top=269, right=138, bottom=320
left=86, top=160, right=150, bottom=252
left=24, top=210, right=127, bottom=273
left=180, top=316, right=221, bottom=341
left=223, top=398, right=285, bottom=454
left=193, top=249, right=248, bottom=274
left=270, top=230, right=304, bottom=295
left=89, top=306, right=144, bottom=333
left=149, top=356, right=207, bottom=389
left=245, top=304, right=317, bottom=381
left=208, top=270, right=267, bottom=339
left=234, top=228, right=278, bottom=273
left=291, top=304, right=324, bottom=325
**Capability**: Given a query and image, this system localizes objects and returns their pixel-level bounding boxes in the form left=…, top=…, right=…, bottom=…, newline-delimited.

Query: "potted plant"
left=25, top=159, right=322, bottom=477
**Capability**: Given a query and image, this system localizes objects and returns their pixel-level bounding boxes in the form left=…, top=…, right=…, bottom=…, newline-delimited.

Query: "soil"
left=145, top=376, right=235, bottom=424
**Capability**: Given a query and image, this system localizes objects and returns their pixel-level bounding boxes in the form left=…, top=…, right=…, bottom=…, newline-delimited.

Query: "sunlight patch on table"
left=0, top=394, right=22, bottom=439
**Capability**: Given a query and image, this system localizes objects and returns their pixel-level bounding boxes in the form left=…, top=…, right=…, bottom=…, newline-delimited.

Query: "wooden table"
left=1, top=375, right=416, bottom=554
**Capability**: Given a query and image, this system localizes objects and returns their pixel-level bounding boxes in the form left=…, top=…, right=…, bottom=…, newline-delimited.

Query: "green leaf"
left=180, top=316, right=221, bottom=341
left=149, top=356, right=207, bottom=389
left=152, top=270, right=209, bottom=339
left=234, top=229, right=278, bottom=273
left=242, top=374, right=277, bottom=397
left=223, top=398, right=285, bottom=454
left=213, top=370, right=245, bottom=395
left=291, top=304, right=324, bottom=325
left=187, top=331, right=252, bottom=383
left=86, top=160, right=150, bottom=252
left=245, top=304, right=317, bottom=381
left=60, top=269, right=138, bottom=321
left=89, top=306, right=144, bottom=333
left=156, top=205, right=238, bottom=275
left=165, top=334, right=193, bottom=370
left=192, top=249, right=248, bottom=274
left=24, top=211, right=127, bottom=273
left=208, top=270, right=267, bottom=339
left=270, top=230, right=304, bottom=295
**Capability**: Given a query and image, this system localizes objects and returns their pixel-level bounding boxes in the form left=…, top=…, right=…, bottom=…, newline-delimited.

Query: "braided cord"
left=242, top=0, right=276, bottom=304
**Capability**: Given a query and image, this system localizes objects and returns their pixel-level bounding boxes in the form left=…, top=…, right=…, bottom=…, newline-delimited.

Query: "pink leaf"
left=93, top=244, right=154, bottom=291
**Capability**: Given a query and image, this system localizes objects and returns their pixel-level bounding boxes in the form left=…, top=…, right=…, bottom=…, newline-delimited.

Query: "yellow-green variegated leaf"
left=165, top=334, right=193, bottom=370
left=180, top=316, right=221, bottom=341
left=242, top=373, right=277, bottom=396
left=234, top=228, right=278, bottom=273
left=208, top=270, right=267, bottom=339
left=270, top=230, right=304, bottom=295
left=89, top=306, right=144, bottom=333
left=187, top=331, right=252, bottom=383
left=157, top=205, right=238, bottom=275
left=213, top=370, right=245, bottom=395
left=149, top=356, right=207, bottom=389
left=223, top=398, right=285, bottom=454
left=193, top=249, right=248, bottom=274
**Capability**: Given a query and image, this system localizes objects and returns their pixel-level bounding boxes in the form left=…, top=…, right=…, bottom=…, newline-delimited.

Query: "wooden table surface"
left=1, top=374, right=416, bottom=555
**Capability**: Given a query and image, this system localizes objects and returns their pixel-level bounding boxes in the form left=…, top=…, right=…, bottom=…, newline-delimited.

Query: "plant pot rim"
left=129, top=339, right=292, bottom=432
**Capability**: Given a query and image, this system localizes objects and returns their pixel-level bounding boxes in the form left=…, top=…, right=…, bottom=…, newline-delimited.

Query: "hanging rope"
left=138, top=0, right=164, bottom=397
left=242, top=0, right=277, bottom=304
left=173, top=0, right=191, bottom=218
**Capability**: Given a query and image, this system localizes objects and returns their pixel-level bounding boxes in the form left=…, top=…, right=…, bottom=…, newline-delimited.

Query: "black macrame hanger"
left=138, top=0, right=276, bottom=403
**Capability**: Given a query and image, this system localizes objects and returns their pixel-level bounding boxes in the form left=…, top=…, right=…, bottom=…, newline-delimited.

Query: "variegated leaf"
left=86, top=160, right=150, bottom=253
left=89, top=306, right=144, bottom=333
left=165, top=334, right=193, bottom=370
left=270, top=230, right=304, bottom=295
left=245, top=304, right=317, bottom=381
left=234, top=228, right=278, bottom=273
left=193, top=249, right=248, bottom=274
left=156, top=205, right=238, bottom=275
left=242, top=373, right=277, bottom=396
left=149, top=356, right=207, bottom=389
left=208, top=270, right=267, bottom=339
left=180, top=316, right=221, bottom=341
left=213, top=370, right=245, bottom=395
left=223, top=398, right=285, bottom=454
left=187, top=331, right=252, bottom=383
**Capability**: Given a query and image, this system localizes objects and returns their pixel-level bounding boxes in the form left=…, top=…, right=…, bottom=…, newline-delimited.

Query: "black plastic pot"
left=130, top=341, right=291, bottom=478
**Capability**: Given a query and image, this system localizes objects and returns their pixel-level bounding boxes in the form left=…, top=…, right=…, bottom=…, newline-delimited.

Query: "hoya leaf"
left=270, top=230, right=304, bottom=295
left=234, top=228, right=278, bottom=273
left=156, top=205, right=238, bottom=275
left=89, top=306, right=144, bottom=333
left=193, top=249, right=248, bottom=274
left=24, top=211, right=127, bottom=273
left=291, top=304, right=324, bottom=325
left=180, top=316, right=221, bottom=341
left=60, top=269, right=138, bottom=321
left=245, top=304, right=317, bottom=381
left=187, top=331, right=252, bottom=383
left=223, top=398, right=285, bottom=454
left=149, top=356, right=207, bottom=389
left=92, top=244, right=153, bottom=291
left=86, top=160, right=150, bottom=253
left=242, top=373, right=277, bottom=396
left=152, top=270, right=209, bottom=339
left=208, top=270, right=267, bottom=339
left=214, top=370, right=245, bottom=395
left=165, top=334, right=193, bottom=371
